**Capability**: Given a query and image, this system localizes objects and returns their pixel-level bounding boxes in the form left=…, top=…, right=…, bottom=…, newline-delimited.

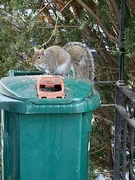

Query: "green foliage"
left=0, top=1, right=54, bottom=77
left=125, top=20, right=135, bottom=57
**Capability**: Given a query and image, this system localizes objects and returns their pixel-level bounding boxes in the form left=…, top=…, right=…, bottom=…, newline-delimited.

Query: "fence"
left=114, top=81, right=135, bottom=179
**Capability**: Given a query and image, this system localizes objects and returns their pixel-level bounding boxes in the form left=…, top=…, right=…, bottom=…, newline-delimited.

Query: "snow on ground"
left=96, top=174, right=111, bottom=180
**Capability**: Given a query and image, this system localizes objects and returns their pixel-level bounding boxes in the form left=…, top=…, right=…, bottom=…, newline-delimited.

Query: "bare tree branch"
left=75, top=0, right=119, bottom=44
left=127, top=0, right=135, bottom=15
left=105, top=0, right=120, bottom=35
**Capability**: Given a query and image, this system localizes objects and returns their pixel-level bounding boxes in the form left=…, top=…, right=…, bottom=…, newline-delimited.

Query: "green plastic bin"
left=0, top=75, right=100, bottom=180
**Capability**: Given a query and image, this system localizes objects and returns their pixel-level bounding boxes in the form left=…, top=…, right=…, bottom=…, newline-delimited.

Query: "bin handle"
left=36, top=76, right=65, bottom=99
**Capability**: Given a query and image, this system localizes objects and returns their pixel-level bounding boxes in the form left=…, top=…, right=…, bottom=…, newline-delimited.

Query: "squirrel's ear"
left=33, top=47, right=39, bottom=52
left=40, top=48, right=45, bottom=55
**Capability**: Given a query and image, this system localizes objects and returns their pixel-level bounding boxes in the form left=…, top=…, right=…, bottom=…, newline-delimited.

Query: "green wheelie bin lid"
left=0, top=75, right=100, bottom=113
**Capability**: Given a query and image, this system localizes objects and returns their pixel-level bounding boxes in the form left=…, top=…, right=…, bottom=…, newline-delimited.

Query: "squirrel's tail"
left=63, top=42, right=95, bottom=81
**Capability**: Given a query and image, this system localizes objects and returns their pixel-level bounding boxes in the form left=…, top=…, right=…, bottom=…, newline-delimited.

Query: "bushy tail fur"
left=63, top=42, right=95, bottom=81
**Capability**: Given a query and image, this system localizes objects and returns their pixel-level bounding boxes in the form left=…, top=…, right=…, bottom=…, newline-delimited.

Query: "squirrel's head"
left=32, top=47, right=45, bottom=63
left=32, top=47, right=57, bottom=74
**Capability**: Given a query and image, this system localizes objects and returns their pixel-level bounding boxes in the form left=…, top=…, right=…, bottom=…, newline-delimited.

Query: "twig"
left=90, top=144, right=107, bottom=154
left=42, top=0, right=73, bottom=47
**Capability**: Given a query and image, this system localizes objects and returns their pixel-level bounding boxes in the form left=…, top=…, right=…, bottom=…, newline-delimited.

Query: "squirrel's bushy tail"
left=63, top=42, right=95, bottom=81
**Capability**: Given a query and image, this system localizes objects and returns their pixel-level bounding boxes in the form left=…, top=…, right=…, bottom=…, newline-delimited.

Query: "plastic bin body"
left=0, top=75, right=100, bottom=180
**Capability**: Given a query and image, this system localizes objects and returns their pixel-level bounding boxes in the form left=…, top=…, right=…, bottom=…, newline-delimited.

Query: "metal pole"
left=114, top=84, right=122, bottom=180
left=114, top=0, right=126, bottom=179
left=119, top=0, right=126, bottom=82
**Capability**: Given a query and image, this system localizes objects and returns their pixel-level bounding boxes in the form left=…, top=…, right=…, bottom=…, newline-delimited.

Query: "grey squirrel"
left=32, top=42, right=95, bottom=81
left=32, top=46, right=72, bottom=76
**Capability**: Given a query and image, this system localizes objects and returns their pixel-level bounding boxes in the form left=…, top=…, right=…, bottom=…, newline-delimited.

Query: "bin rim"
left=0, top=91, right=100, bottom=114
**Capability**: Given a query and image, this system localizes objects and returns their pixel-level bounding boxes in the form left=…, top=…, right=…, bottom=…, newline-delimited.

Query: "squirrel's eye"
left=37, top=56, right=41, bottom=60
